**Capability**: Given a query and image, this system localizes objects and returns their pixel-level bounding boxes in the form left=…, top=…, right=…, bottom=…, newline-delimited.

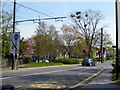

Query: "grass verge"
left=18, top=62, right=64, bottom=68
left=112, top=73, right=120, bottom=84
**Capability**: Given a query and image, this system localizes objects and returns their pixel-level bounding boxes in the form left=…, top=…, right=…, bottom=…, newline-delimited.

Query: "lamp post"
left=115, top=0, right=119, bottom=79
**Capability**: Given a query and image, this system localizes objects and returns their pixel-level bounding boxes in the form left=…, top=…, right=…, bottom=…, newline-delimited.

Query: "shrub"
left=112, top=57, right=120, bottom=73
left=103, top=57, right=106, bottom=61
left=55, top=58, right=79, bottom=64
left=23, top=55, right=32, bottom=64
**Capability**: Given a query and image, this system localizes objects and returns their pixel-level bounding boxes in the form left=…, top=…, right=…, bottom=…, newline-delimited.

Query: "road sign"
left=14, top=34, right=18, bottom=40
left=9, top=32, right=20, bottom=54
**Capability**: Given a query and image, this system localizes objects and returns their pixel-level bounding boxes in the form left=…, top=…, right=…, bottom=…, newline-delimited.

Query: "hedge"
left=55, top=58, right=79, bottom=64
left=23, top=55, right=32, bottom=64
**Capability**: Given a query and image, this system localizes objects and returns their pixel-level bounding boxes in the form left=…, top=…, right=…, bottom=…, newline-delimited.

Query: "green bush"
left=112, top=57, right=120, bottom=73
left=23, top=55, right=32, bottom=64
left=112, top=73, right=120, bottom=82
left=103, top=57, right=106, bottom=61
left=18, top=59, right=23, bottom=65
left=2, top=58, right=11, bottom=68
left=55, top=58, right=79, bottom=64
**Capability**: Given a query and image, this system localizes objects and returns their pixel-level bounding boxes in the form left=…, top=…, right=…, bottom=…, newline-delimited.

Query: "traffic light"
left=82, top=50, right=86, bottom=53
left=98, top=50, right=100, bottom=58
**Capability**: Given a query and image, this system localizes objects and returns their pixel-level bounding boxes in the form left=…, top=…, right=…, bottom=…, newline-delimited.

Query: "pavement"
left=72, top=68, right=120, bottom=90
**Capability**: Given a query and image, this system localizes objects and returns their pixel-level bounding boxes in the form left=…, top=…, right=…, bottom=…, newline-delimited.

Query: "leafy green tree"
left=1, top=10, right=13, bottom=59
left=33, top=22, right=61, bottom=62
left=93, top=32, right=113, bottom=48
left=73, top=35, right=88, bottom=59
left=0, top=33, right=2, bottom=60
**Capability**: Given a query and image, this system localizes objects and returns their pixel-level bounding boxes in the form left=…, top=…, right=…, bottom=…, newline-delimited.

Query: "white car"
left=35, top=60, right=42, bottom=63
left=42, top=60, right=49, bottom=63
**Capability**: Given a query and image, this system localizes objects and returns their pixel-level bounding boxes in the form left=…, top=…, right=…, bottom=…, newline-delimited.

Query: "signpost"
left=10, top=32, right=20, bottom=70
left=10, top=32, right=20, bottom=54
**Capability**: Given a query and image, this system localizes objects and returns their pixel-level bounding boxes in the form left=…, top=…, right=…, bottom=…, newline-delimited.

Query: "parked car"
left=35, top=60, right=42, bottom=63
left=51, top=58, right=56, bottom=62
left=42, top=59, right=49, bottom=63
left=82, top=59, right=96, bottom=66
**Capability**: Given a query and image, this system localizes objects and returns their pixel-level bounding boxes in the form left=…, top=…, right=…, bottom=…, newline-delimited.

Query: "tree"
left=59, top=24, right=79, bottom=58
left=19, top=37, right=28, bottom=58
left=1, top=10, right=13, bottom=59
left=71, top=10, right=105, bottom=58
left=73, top=35, right=88, bottom=58
left=47, top=25, right=61, bottom=59
left=0, top=33, right=2, bottom=60
left=93, top=32, right=113, bottom=48
left=33, top=22, right=61, bottom=61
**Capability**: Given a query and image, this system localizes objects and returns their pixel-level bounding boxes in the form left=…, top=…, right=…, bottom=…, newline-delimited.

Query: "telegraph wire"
left=2, top=1, right=7, bottom=9
left=1, top=1, right=28, bottom=20
left=7, top=0, right=54, bottom=18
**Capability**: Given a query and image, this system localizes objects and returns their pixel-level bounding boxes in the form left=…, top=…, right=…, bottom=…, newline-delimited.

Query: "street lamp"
left=115, top=0, right=119, bottom=80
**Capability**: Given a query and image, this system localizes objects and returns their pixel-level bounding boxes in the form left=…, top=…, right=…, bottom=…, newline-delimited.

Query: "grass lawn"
left=18, top=62, right=64, bottom=68
left=112, top=73, right=120, bottom=84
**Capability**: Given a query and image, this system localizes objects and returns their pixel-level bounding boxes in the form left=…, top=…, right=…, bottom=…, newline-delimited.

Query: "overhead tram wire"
left=7, top=0, right=54, bottom=18
left=7, top=0, right=67, bottom=23
left=15, top=17, right=67, bottom=23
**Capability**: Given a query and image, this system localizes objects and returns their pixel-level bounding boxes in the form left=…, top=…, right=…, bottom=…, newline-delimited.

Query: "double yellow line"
left=70, top=68, right=106, bottom=88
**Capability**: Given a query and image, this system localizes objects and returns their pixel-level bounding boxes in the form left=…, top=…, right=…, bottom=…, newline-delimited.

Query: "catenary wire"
left=7, top=0, right=54, bottom=18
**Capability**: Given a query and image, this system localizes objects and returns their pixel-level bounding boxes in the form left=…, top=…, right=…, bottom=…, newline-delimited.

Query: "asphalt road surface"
left=2, top=61, right=113, bottom=89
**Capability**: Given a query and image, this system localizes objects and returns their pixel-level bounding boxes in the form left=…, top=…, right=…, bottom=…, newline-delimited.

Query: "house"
left=22, top=38, right=35, bottom=56
left=94, top=48, right=106, bottom=59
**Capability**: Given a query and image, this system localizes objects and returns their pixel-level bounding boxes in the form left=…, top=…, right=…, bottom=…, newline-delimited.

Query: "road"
left=2, top=61, right=113, bottom=89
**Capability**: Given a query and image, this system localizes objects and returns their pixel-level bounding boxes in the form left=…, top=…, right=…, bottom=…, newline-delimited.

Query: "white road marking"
left=1, top=65, right=103, bottom=80
left=1, top=67, right=83, bottom=80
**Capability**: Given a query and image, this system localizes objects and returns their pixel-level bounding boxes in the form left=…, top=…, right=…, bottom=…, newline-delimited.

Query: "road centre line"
left=1, top=67, right=82, bottom=80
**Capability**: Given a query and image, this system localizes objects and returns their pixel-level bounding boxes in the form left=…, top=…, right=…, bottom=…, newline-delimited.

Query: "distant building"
left=22, top=38, right=35, bottom=56
left=94, top=48, right=106, bottom=59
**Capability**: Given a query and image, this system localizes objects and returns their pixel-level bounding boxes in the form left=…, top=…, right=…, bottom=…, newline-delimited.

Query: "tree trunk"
left=38, top=55, right=39, bottom=63
left=88, top=44, right=92, bottom=58
left=68, top=52, right=71, bottom=58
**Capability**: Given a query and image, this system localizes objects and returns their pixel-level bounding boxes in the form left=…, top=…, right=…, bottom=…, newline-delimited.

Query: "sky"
left=2, top=0, right=116, bottom=45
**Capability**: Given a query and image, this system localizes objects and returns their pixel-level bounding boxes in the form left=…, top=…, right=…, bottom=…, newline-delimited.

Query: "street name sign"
left=9, top=32, right=20, bottom=54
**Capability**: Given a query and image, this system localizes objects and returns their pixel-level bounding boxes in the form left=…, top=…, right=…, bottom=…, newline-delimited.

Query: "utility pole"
left=115, top=0, right=119, bottom=79
left=101, top=28, right=103, bottom=63
left=12, top=0, right=16, bottom=70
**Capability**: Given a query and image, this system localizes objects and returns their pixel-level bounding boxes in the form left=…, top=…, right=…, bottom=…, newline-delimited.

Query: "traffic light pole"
left=12, top=0, right=16, bottom=70
left=101, top=28, right=103, bottom=63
